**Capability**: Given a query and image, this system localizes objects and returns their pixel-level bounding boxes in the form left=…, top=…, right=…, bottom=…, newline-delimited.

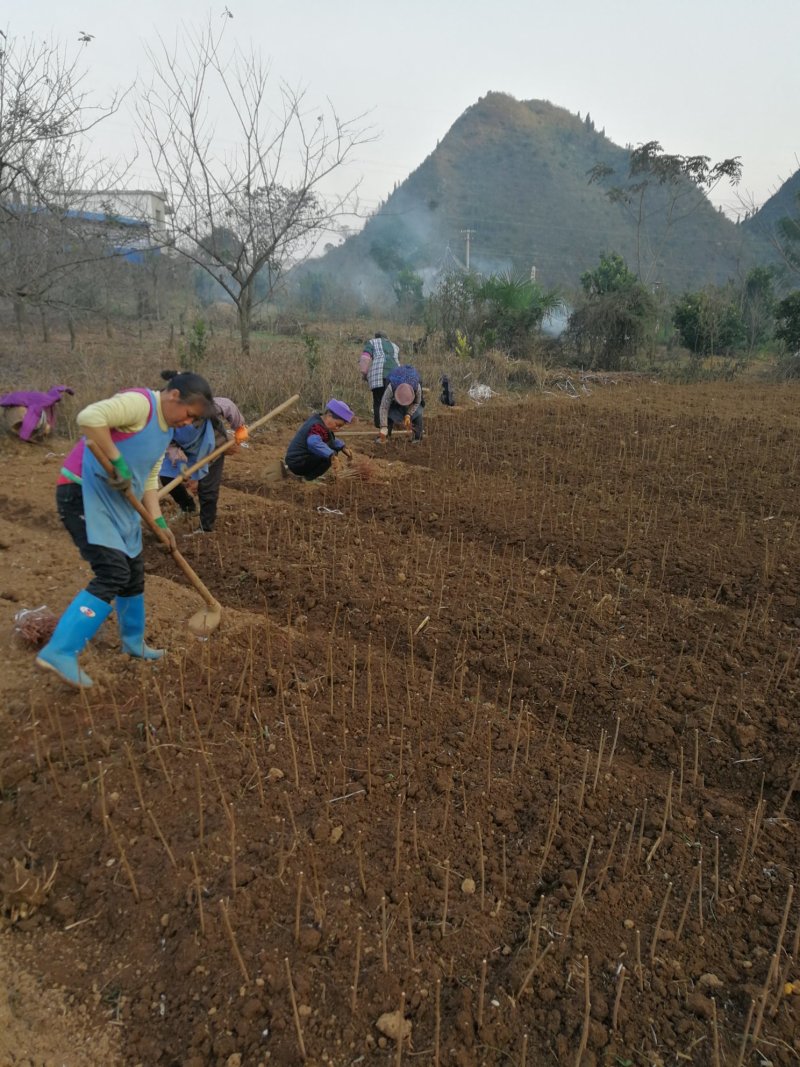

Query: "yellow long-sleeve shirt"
left=77, top=391, right=168, bottom=492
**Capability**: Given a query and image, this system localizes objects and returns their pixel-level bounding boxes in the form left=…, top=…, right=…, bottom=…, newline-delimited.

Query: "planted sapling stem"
left=284, top=712, right=300, bottom=789
left=778, top=762, right=800, bottom=820
left=650, top=881, right=672, bottom=963
left=195, top=763, right=204, bottom=845
left=97, top=761, right=109, bottom=836
left=564, top=835, right=593, bottom=936
left=713, top=835, right=720, bottom=902
left=109, top=820, right=139, bottom=903
left=734, top=997, right=756, bottom=1067
left=693, top=728, right=699, bottom=786
left=501, top=835, right=507, bottom=899
left=395, top=796, right=403, bottom=877
left=441, top=859, right=450, bottom=935
left=678, top=747, right=684, bottom=804
left=477, top=824, right=486, bottom=911
left=750, top=951, right=778, bottom=1048
left=294, top=871, right=304, bottom=943
left=612, top=965, right=626, bottom=1031
left=574, top=955, right=590, bottom=1067
left=284, top=956, right=306, bottom=1060
left=595, top=822, right=620, bottom=894
left=734, top=817, right=752, bottom=888
left=396, top=991, right=405, bottom=1067
left=124, top=743, right=146, bottom=815
left=477, top=959, right=487, bottom=1028
left=516, top=941, right=554, bottom=1001
left=636, top=800, right=647, bottom=864
left=220, top=898, right=249, bottom=982
left=404, top=892, right=415, bottom=961
left=147, top=807, right=178, bottom=871
left=228, top=803, right=237, bottom=893
left=356, top=833, right=367, bottom=897
left=381, top=894, right=389, bottom=973
left=577, top=750, right=589, bottom=813
left=675, top=865, right=699, bottom=943
left=592, top=730, right=606, bottom=792
left=434, top=978, right=441, bottom=1067
left=607, top=716, right=621, bottom=767
left=350, top=926, right=362, bottom=1011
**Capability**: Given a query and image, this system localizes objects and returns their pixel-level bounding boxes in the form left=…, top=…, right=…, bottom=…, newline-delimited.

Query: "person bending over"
left=378, top=365, right=424, bottom=443
left=358, top=331, right=400, bottom=428
left=158, top=376, right=246, bottom=534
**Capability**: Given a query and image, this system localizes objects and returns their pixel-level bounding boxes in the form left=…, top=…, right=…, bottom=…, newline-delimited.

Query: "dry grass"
left=0, top=319, right=525, bottom=438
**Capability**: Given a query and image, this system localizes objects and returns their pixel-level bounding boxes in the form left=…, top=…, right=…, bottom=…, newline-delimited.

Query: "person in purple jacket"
left=1, top=385, right=74, bottom=441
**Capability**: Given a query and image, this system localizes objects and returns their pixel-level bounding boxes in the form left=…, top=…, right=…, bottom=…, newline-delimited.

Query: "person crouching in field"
left=36, top=371, right=215, bottom=689
left=284, top=399, right=354, bottom=480
left=1, top=385, right=74, bottom=441
left=378, top=365, right=424, bottom=443
left=158, top=373, right=247, bottom=535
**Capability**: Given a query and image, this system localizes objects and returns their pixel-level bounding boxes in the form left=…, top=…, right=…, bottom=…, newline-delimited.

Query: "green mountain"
left=298, top=93, right=772, bottom=304
left=742, top=168, right=800, bottom=255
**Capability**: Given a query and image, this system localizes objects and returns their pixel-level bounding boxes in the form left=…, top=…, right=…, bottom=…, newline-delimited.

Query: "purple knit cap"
left=326, top=398, right=355, bottom=423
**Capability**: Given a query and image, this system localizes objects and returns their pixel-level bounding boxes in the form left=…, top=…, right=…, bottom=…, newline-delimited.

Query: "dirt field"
left=1, top=380, right=799, bottom=1067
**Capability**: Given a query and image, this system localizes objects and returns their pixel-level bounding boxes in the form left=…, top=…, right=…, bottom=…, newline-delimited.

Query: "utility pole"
left=461, top=229, right=475, bottom=270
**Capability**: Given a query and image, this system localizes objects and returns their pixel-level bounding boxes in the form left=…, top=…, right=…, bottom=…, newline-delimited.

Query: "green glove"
left=108, top=454, right=132, bottom=492
left=155, top=516, right=168, bottom=530
left=111, top=455, right=133, bottom=479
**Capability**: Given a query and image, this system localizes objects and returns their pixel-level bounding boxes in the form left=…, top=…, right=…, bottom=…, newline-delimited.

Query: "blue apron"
left=159, top=419, right=216, bottom=480
left=82, top=389, right=172, bottom=556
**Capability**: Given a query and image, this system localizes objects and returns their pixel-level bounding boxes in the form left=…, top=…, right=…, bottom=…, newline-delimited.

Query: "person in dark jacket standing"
left=284, top=399, right=354, bottom=480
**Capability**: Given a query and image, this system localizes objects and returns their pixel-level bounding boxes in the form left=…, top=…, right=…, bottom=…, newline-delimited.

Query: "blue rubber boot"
left=35, top=590, right=113, bottom=689
left=116, top=594, right=165, bottom=660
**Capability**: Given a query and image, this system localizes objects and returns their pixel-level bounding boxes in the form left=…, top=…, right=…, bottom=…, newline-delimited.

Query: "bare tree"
left=0, top=31, right=124, bottom=328
left=137, top=23, right=373, bottom=354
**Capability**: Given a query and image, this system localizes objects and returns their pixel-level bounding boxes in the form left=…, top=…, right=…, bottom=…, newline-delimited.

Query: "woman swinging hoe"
left=36, top=371, right=215, bottom=689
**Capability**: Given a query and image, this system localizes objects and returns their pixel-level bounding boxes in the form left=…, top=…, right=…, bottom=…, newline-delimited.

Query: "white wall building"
left=78, top=189, right=171, bottom=243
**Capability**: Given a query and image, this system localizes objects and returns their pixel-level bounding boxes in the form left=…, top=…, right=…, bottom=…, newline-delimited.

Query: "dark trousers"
left=371, top=385, right=387, bottom=429
left=387, top=404, right=424, bottom=440
left=160, top=454, right=225, bottom=531
left=285, top=454, right=332, bottom=481
left=56, top=483, right=145, bottom=603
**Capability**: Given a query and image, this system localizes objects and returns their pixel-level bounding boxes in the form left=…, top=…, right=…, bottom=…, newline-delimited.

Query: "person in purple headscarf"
left=1, top=386, right=74, bottom=441
left=284, top=399, right=355, bottom=480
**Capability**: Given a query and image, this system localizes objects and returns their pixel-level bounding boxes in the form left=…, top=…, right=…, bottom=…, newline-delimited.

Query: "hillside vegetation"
left=299, top=93, right=774, bottom=303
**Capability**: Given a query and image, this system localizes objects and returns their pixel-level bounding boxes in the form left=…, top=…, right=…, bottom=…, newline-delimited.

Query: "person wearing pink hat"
left=284, top=399, right=355, bottom=480
left=377, top=365, right=424, bottom=443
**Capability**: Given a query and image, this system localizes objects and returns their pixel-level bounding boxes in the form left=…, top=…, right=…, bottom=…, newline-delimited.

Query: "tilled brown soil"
left=1, top=381, right=799, bottom=1067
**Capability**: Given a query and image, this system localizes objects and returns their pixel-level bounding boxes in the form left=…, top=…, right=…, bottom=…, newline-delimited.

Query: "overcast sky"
left=18, top=0, right=799, bottom=223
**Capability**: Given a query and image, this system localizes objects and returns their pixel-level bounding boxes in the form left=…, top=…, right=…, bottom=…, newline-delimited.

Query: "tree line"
left=0, top=22, right=371, bottom=351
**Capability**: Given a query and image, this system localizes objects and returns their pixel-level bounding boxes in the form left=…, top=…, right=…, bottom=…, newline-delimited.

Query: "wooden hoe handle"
left=157, top=393, right=301, bottom=499
left=86, top=440, right=220, bottom=611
